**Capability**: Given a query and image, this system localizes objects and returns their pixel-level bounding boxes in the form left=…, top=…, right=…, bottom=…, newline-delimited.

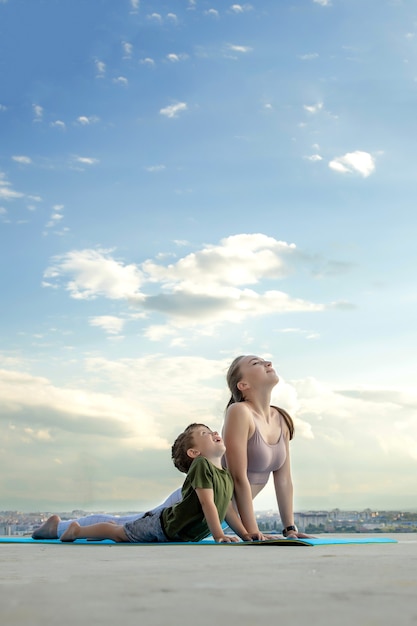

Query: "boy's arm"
left=194, top=488, right=239, bottom=543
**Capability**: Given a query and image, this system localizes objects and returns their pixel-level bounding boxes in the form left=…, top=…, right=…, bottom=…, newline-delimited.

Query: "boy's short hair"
left=171, top=423, right=209, bottom=473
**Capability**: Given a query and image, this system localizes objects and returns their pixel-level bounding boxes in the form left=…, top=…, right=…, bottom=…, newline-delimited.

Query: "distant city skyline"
left=2, top=508, right=417, bottom=538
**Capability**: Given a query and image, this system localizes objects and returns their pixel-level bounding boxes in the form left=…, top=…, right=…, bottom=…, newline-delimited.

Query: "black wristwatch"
left=282, top=525, right=298, bottom=537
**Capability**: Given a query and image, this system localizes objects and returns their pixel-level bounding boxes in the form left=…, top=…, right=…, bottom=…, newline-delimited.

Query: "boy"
left=58, top=424, right=255, bottom=543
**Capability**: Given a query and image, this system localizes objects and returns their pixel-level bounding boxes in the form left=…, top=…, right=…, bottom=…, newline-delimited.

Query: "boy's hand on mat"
left=216, top=535, right=240, bottom=543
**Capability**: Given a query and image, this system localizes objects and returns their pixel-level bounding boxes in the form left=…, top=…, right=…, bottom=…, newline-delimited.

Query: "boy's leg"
left=124, top=512, right=169, bottom=543
left=57, top=513, right=141, bottom=538
left=48, top=491, right=183, bottom=538
left=61, top=521, right=129, bottom=543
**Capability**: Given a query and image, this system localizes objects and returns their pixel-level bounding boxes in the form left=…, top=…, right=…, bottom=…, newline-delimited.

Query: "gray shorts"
left=123, top=511, right=170, bottom=543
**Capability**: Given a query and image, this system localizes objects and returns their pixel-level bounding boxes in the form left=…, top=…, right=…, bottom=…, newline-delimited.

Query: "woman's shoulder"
left=224, top=402, right=254, bottom=440
left=225, top=401, right=253, bottom=419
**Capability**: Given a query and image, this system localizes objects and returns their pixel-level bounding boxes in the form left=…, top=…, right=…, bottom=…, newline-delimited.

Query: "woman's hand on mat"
left=284, top=530, right=314, bottom=539
left=241, top=532, right=268, bottom=542
left=215, top=534, right=240, bottom=543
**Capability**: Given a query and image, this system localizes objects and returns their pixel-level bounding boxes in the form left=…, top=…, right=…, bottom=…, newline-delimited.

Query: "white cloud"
left=90, top=316, right=125, bottom=335
left=122, top=42, right=133, bottom=58
left=167, top=13, right=178, bottom=22
left=0, top=173, right=24, bottom=201
left=289, top=378, right=417, bottom=505
left=51, top=120, right=66, bottom=129
left=12, top=155, right=32, bottom=165
left=205, top=9, right=219, bottom=17
left=113, top=76, right=128, bottom=86
left=138, top=234, right=326, bottom=328
left=142, top=289, right=324, bottom=328
left=329, top=150, right=376, bottom=178
left=42, top=234, right=351, bottom=332
left=95, top=60, right=106, bottom=77
left=45, top=210, right=64, bottom=230
left=304, top=102, right=323, bottom=114
left=24, top=427, right=52, bottom=442
left=304, top=154, right=323, bottom=162
left=74, top=156, right=99, bottom=166
left=43, top=248, right=144, bottom=300
left=130, top=0, right=139, bottom=10
left=0, top=366, right=169, bottom=450
left=0, top=104, right=7, bottom=111
left=230, top=4, right=253, bottom=13
left=313, top=0, right=331, bottom=5
left=144, top=325, right=178, bottom=342
left=166, top=53, right=188, bottom=62
left=44, top=205, right=67, bottom=234
left=145, top=165, right=166, bottom=172
left=142, top=234, right=296, bottom=292
left=76, top=116, right=99, bottom=125
left=33, top=104, right=43, bottom=121
left=227, top=43, right=252, bottom=53
left=140, top=57, right=155, bottom=66
left=148, top=12, right=162, bottom=22
left=298, top=53, right=319, bottom=60
left=160, top=102, right=188, bottom=118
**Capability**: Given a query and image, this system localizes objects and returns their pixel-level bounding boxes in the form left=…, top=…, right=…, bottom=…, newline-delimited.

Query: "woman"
left=33, top=354, right=306, bottom=540
left=222, top=354, right=307, bottom=539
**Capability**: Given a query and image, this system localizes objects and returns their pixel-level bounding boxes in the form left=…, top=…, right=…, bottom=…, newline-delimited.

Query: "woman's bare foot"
left=32, top=515, right=60, bottom=539
left=60, top=521, right=81, bottom=542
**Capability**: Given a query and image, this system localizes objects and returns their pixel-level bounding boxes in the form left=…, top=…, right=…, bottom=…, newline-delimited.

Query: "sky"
left=1, top=0, right=416, bottom=515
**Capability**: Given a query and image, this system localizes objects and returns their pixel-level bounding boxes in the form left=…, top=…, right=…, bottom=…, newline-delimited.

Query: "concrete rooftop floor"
left=0, top=534, right=416, bottom=626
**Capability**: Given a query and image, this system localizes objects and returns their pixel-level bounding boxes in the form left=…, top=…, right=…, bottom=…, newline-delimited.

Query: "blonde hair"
left=225, top=355, right=295, bottom=440
left=226, top=355, right=246, bottom=409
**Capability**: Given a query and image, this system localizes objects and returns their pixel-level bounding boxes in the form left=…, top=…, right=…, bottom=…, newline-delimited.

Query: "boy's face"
left=189, top=426, right=226, bottom=460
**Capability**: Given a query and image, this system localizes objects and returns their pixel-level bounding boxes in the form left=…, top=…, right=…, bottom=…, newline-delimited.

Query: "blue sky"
left=1, top=0, right=416, bottom=514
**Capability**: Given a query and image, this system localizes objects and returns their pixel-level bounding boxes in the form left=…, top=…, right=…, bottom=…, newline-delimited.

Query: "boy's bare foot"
left=32, top=515, right=60, bottom=539
left=60, top=521, right=80, bottom=542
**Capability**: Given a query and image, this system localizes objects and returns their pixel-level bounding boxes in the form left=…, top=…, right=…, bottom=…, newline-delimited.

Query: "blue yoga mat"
left=0, top=536, right=397, bottom=546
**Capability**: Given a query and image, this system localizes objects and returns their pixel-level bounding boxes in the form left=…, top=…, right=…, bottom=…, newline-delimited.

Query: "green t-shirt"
left=161, top=456, right=234, bottom=542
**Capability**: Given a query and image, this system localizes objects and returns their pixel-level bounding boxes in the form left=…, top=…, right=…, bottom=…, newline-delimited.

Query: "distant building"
left=0, top=524, right=11, bottom=536
left=295, top=512, right=329, bottom=532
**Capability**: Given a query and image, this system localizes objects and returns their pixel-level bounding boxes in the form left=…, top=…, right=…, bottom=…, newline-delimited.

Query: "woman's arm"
left=224, top=502, right=264, bottom=541
left=273, top=439, right=295, bottom=533
left=223, top=403, right=261, bottom=535
left=273, top=430, right=311, bottom=539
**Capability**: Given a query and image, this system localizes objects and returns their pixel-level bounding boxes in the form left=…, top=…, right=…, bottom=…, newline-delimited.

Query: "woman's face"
left=237, top=355, right=279, bottom=387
